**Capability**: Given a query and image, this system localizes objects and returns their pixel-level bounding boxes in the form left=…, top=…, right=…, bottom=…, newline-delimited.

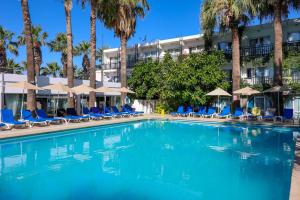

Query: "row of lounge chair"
left=170, top=106, right=294, bottom=122
left=0, top=105, right=144, bottom=130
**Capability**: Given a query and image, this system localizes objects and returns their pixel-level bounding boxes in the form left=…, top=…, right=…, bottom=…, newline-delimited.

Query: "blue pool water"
left=0, top=120, right=297, bottom=200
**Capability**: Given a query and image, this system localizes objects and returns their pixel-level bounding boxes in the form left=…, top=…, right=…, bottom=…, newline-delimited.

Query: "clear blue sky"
left=0, top=0, right=299, bottom=68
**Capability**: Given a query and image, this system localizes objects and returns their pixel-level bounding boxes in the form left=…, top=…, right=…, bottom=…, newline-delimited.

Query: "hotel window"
left=218, top=42, right=232, bottom=51
left=166, top=48, right=181, bottom=56
left=288, top=32, right=300, bottom=42
left=249, top=36, right=271, bottom=46
left=247, top=68, right=253, bottom=78
left=109, top=57, right=118, bottom=64
left=144, top=50, right=157, bottom=58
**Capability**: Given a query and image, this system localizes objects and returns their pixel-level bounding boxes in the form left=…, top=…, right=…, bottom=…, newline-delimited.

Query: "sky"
left=0, top=0, right=299, bottom=69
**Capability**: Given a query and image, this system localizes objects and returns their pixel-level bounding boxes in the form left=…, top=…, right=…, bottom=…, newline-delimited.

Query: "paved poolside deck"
left=0, top=114, right=299, bottom=200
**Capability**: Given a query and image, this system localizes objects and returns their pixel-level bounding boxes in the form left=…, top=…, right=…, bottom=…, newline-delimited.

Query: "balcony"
left=243, top=77, right=273, bottom=85
left=101, top=63, right=120, bottom=70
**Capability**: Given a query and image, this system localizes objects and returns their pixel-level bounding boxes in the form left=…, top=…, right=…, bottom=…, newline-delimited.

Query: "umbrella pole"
left=20, top=89, right=24, bottom=119
left=55, top=91, right=60, bottom=117
left=218, top=96, right=220, bottom=113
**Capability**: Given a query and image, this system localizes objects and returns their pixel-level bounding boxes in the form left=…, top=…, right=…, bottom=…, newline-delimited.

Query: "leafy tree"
left=97, top=0, right=149, bottom=104
left=48, top=33, right=68, bottom=77
left=129, top=51, right=229, bottom=111
left=18, top=25, right=48, bottom=75
left=74, top=41, right=90, bottom=79
left=201, top=0, right=256, bottom=97
left=0, top=26, right=19, bottom=72
left=41, top=62, right=62, bottom=77
left=7, top=59, right=25, bottom=74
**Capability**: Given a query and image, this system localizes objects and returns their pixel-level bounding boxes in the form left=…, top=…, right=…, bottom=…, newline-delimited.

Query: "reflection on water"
left=0, top=120, right=297, bottom=200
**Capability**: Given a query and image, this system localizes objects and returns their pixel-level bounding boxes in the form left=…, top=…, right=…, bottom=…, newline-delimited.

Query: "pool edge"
left=290, top=135, right=300, bottom=200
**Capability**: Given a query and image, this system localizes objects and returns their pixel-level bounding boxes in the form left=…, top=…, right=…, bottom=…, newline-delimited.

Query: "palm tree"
left=201, top=0, right=256, bottom=99
left=257, top=0, right=300, bottom=86
left=18, top=25, right=48, bottom=76
left=7, top=59, right=25, bottom=74
left=97, top=0, right=149, bottom=104
left=64, top=0, right=75, bottom=108
left=41, top=62, right=61, bottom=77
left=0, top=26, right=19, bottom=73
left=21, top=0, right=36, bottom=111
left=79, top=0, right=98, bottom=107
left=74, top=41, right=90, bottom=79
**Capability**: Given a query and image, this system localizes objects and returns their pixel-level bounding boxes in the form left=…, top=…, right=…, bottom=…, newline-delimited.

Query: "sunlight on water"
left=0, top=120, right=297, bottom=200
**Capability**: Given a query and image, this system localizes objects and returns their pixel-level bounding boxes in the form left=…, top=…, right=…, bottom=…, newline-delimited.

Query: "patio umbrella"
left=112, top=87, right=135, bottom=94
left=95, top=86, right=118, bottom=93
left=42, top=82, right=72, bottom=116
left=206, top=87, right=231, bottom=112
left=233, top=87, right=260, bottom=112
left=263, top=85, right=290, bottom=116
left=72, top=84, right=95, bottom=114
left=7, top=81, right=43, bottom=119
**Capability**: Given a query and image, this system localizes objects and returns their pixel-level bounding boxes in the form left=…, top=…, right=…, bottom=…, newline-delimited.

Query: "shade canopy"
left=42, top=82, right=72, bottom=92
left=72, top=84, right=95, bottom=94
left=113, top=87, right=135, bottom=94
left=233, top=87, right=260, bottom=96
left=7, top=81, right=43, bottom=90
left=206, top=87, right=231, bottom=96
left=95, top=86, right=118, bottom=93
left=263, top=85, right=290, bottom=93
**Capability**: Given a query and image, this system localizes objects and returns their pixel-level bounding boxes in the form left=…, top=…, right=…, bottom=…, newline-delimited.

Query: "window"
left=249, top=36, right=271, bottom=46
left=218, top=42, right=232, bottom=50
left=110, top=57, right=118, bottom=64
left=288, top=32, right=300, bottom=42
left=247, top=68, right=253, bottom=78
left=143, top=50, right=157, bottom=58
left=166, top=48, right=181, bottom=56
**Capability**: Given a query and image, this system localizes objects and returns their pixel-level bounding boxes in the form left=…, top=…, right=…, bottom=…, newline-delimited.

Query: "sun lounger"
left=231, top=107, right=244, bottom=119
left=258, top=109, right=275, bottom=121
left=121, top=106, right=139, bottom=116
left=90, top=107, right=113, bottom=119
left=66, top=108, right=89, bottom=121
left=179, top=106, right=194, bottom=117
left=1, top=109, right=27, bottom=128
left=36, top=109, right=66, bottom=123
left=216, top=106, right=231, bottom=118
left=21, top=110, right=48, bottom=127
left=203, top=107, right=217, bottom=118
left=112, top=106, right=130, bottom=117
left=170, top=106, right=184, bottom=116
left=105, top=107, right=122, bottom=118
left=274, top=108, right=294, bottom=123
left=82, top=107, right=102, bottom=120
left=193, top=106, right=206, bottom=117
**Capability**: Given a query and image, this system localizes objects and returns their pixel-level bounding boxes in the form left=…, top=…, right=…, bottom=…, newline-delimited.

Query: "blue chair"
left=90, top=107, right=113, bottom=119
left=231, top=107, right=244, bottom=119
left=1, top=109, right=26, bottom=128
left=258, top=109, right=275, bottom=121
left=112, top=106, right=130, bottom=117
left=203, top=107, right=217, bottom=118
left=22, top=110, right=48, bottom=127
left=193, top=106, right=206, bottom=117
left=36, top=109, right=66, bottom=123
left=82, top=107, right=102, bottom=120
left=122, top=106, right=138, bottom=116
left=180, top=106, right=194, bottom=116
left=216, top=106, right=231, bottom=118
left=276, top=108, right=294, bottom=122
left=170, top=106, right=184, bottom=116
left=105, top=107, right=122, bottom=117
left=66, top=108, right=89, bottom=121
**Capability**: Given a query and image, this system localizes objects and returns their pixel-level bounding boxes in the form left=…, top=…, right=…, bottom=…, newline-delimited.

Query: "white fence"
left=131, top=100, right=157, bottom=114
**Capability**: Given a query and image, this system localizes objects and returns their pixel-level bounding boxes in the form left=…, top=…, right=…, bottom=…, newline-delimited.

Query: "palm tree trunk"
left=120, top=35, right=127, bottom=105
left=21, top=0, right=36, bottom=111
left=273, top=4, right=283, bottom=86
left=89, top=0, right=96, bottom=108
left=33, top=45, right=42, bottom=76
left=231, top=26, right=241, bottom=100
left=64, top=2, right=75, bottom=108
left=61, top=53, right=68, bottom=77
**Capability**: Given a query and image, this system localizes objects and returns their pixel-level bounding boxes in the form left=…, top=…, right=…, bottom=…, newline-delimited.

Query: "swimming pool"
left=0, top=120, right=297, bottom=200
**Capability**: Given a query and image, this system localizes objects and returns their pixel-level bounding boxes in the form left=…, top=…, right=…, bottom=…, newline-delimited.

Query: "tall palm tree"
left=97, top=0, right=149, bottom=104
left=79, top=0, right=98, bottom=107
left=74, top=41, right=90, bottom=79
left=41, top=62, right=61, bottom=77
left=21, top=0, right=36, bottom=111
left=7, top=59, right=25, bottom=74
left=201, top=0, right=256, bottom=99
left=18, top=25, right=48, bottom=76
left=64, top=0, right=75, bottom=108
left=0, top=26, right=19, bottom=73
left=257, top=0, right=300, bottom=86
